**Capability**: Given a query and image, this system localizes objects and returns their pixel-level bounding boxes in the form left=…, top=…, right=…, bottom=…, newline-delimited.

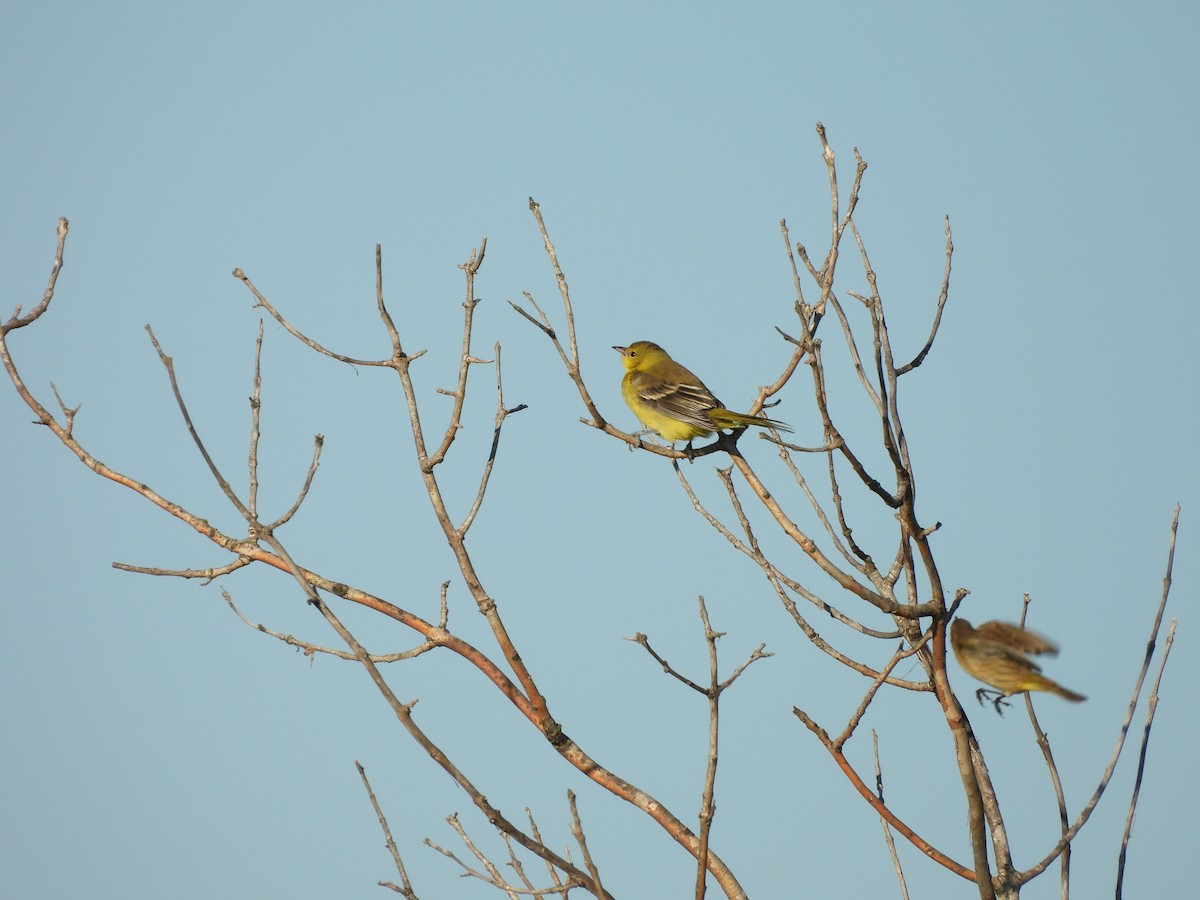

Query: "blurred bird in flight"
left=950, top=618, right=1086, bottom=714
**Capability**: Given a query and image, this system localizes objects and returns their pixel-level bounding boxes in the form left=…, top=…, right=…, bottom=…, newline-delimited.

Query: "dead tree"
left=1, top=125, right=1178, bottom=899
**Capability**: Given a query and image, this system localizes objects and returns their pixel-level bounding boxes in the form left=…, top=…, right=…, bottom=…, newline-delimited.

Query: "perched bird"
left=950, top=618, right=1086, bottom=713
left=613, top=341, right=791, bottom=445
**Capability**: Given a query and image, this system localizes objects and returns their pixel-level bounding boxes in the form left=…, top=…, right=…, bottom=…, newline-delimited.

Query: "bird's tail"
left=1029, top=674, right=1087, bottom=703
left=710, top=409, right=793, bottom=433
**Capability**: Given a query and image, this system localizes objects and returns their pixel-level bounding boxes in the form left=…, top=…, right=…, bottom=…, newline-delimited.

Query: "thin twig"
left=2, top=217, right=69, bottom=332
left=897, top=215, right=954, bottom=374
left=459, top=342, right=528, bottom=536
left=222, top=588, right=437, bottom=662
left=517, top=201, right=713, bottom=460
left=526, top=808, right=565, bottom=891
left=567, top=791, right=606, bottom=899
left=834, top=629, right=937, bottom=750
left=248, top=320, right=264, bottom=518
left=111, top=557, right=252, bottom=582
left=793, top=705, right=973, bottom=880
left=671, top=461, right=922, bottom=686
left=1017, top=594, right=1072, bottom=897
left=427, top=239, right=488, bottom=468
left=49, top=382, right=80, bottom=436
left=356, top=761, right=419, bottom=899
left=1019, top=506, right=1181, bottom=883
left=1116, top=618, right=1176, bottom=898
left=145, top=325, right=255, bottom=524
left=265, top=434, right=324, bottom=532
left=695, top=597, right=721, bottom=900
left=232, top=267, right=407, bottom=367
left=873, top=731, right=910, bottom=900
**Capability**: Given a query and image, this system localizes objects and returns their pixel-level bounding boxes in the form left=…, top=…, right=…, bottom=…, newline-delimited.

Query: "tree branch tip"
left=528, top=196, right=539, bottom=210
left=775, top=325, right=802, bottom=347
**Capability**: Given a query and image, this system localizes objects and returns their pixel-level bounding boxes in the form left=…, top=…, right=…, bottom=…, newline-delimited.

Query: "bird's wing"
left=973, top=620, right=1060, bottom=656
left=959, top=633, right=1045, bottom=673
left=630, top=370, right=722, bottom=431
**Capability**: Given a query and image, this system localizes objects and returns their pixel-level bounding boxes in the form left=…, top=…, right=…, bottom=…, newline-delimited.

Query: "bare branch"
left=459, top=342, right=528, bottom=536
left=779, top=218, right=807, bottom=310
left=372, top=242, right=405, bottom=354
left=232, top=267, right=405, bottom=367
left=772, top=437, right=876, bottom=574
left=248, top=320, right=264, bottom=518
left=873, top=731, right=910, bottom=900
left=222, top=588, right=437, bottom=663
left=499, top=828, right=538, bottom=892
left=145, top=325, right=254, bottom=524
left=626, top=632, right=708, bottom=694
left=804, top=338, right=897, bottom=507
left=1020, top=505, right=1181, bottom=882
left=356, top=762, right=419, bottom=899
left=833, top=628, right=937, bottom=750
left=426, top=240, right=489, bottom=468
left=673, top=460, right=924, bottom=687
left=112, top=557, right=252, bottom=582
left=525, top=808, right=566, bottom=892
left=706, top=464, right=908, bottom=643
left=528, top=199, right=579, bottom=369
left=568, top=791, right=606, bottom=899
left=822, top=290, right=885, bottom=414
left=265, top=433, right=324, bottom=532
left=48, top=382, right=80, bottom=436
left=517, top=201, right=698, bottom=458
left=1116, top=618, right=1177, bottom=898
left=1016, top=594, right=1073, bottom=896
left=427, top=811, right=589, bottom=898
left=896, top=215, right=955, bottom=375
left=2, top=218, right=68, bottom=332
left=726, top=448, right=934, bottom=616
left=695, top=597, right=720, bottom=900
left=793, top=705, right=974, bottom=880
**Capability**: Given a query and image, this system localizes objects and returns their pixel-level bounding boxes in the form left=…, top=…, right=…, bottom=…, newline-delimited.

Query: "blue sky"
left=2, top=3, right=1196, bottom=898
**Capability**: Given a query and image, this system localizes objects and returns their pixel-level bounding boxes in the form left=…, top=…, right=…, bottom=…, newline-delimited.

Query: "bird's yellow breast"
left=620, top=372, right=714, bottom=441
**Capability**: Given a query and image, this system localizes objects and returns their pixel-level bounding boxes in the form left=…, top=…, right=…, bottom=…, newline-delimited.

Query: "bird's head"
left=949, top=618, right=973, bottom=646
left=612, top=340, right=668, bottom=372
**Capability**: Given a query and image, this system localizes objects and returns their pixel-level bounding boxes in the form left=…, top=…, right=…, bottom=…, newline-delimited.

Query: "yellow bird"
left=613, top=341, right=791, bottom=444
left=950, top=618, right=1086, bottom=713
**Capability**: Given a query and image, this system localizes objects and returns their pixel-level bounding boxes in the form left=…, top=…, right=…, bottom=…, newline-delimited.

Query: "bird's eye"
left=629, top=350, right=637, bottom=357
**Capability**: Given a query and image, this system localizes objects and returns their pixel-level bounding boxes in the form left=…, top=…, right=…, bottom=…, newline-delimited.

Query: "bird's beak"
left=612, top=345, right=627, bottom=354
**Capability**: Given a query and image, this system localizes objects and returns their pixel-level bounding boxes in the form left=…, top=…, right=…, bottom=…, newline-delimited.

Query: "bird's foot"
left=975, top=688, right=1010, bottom=716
